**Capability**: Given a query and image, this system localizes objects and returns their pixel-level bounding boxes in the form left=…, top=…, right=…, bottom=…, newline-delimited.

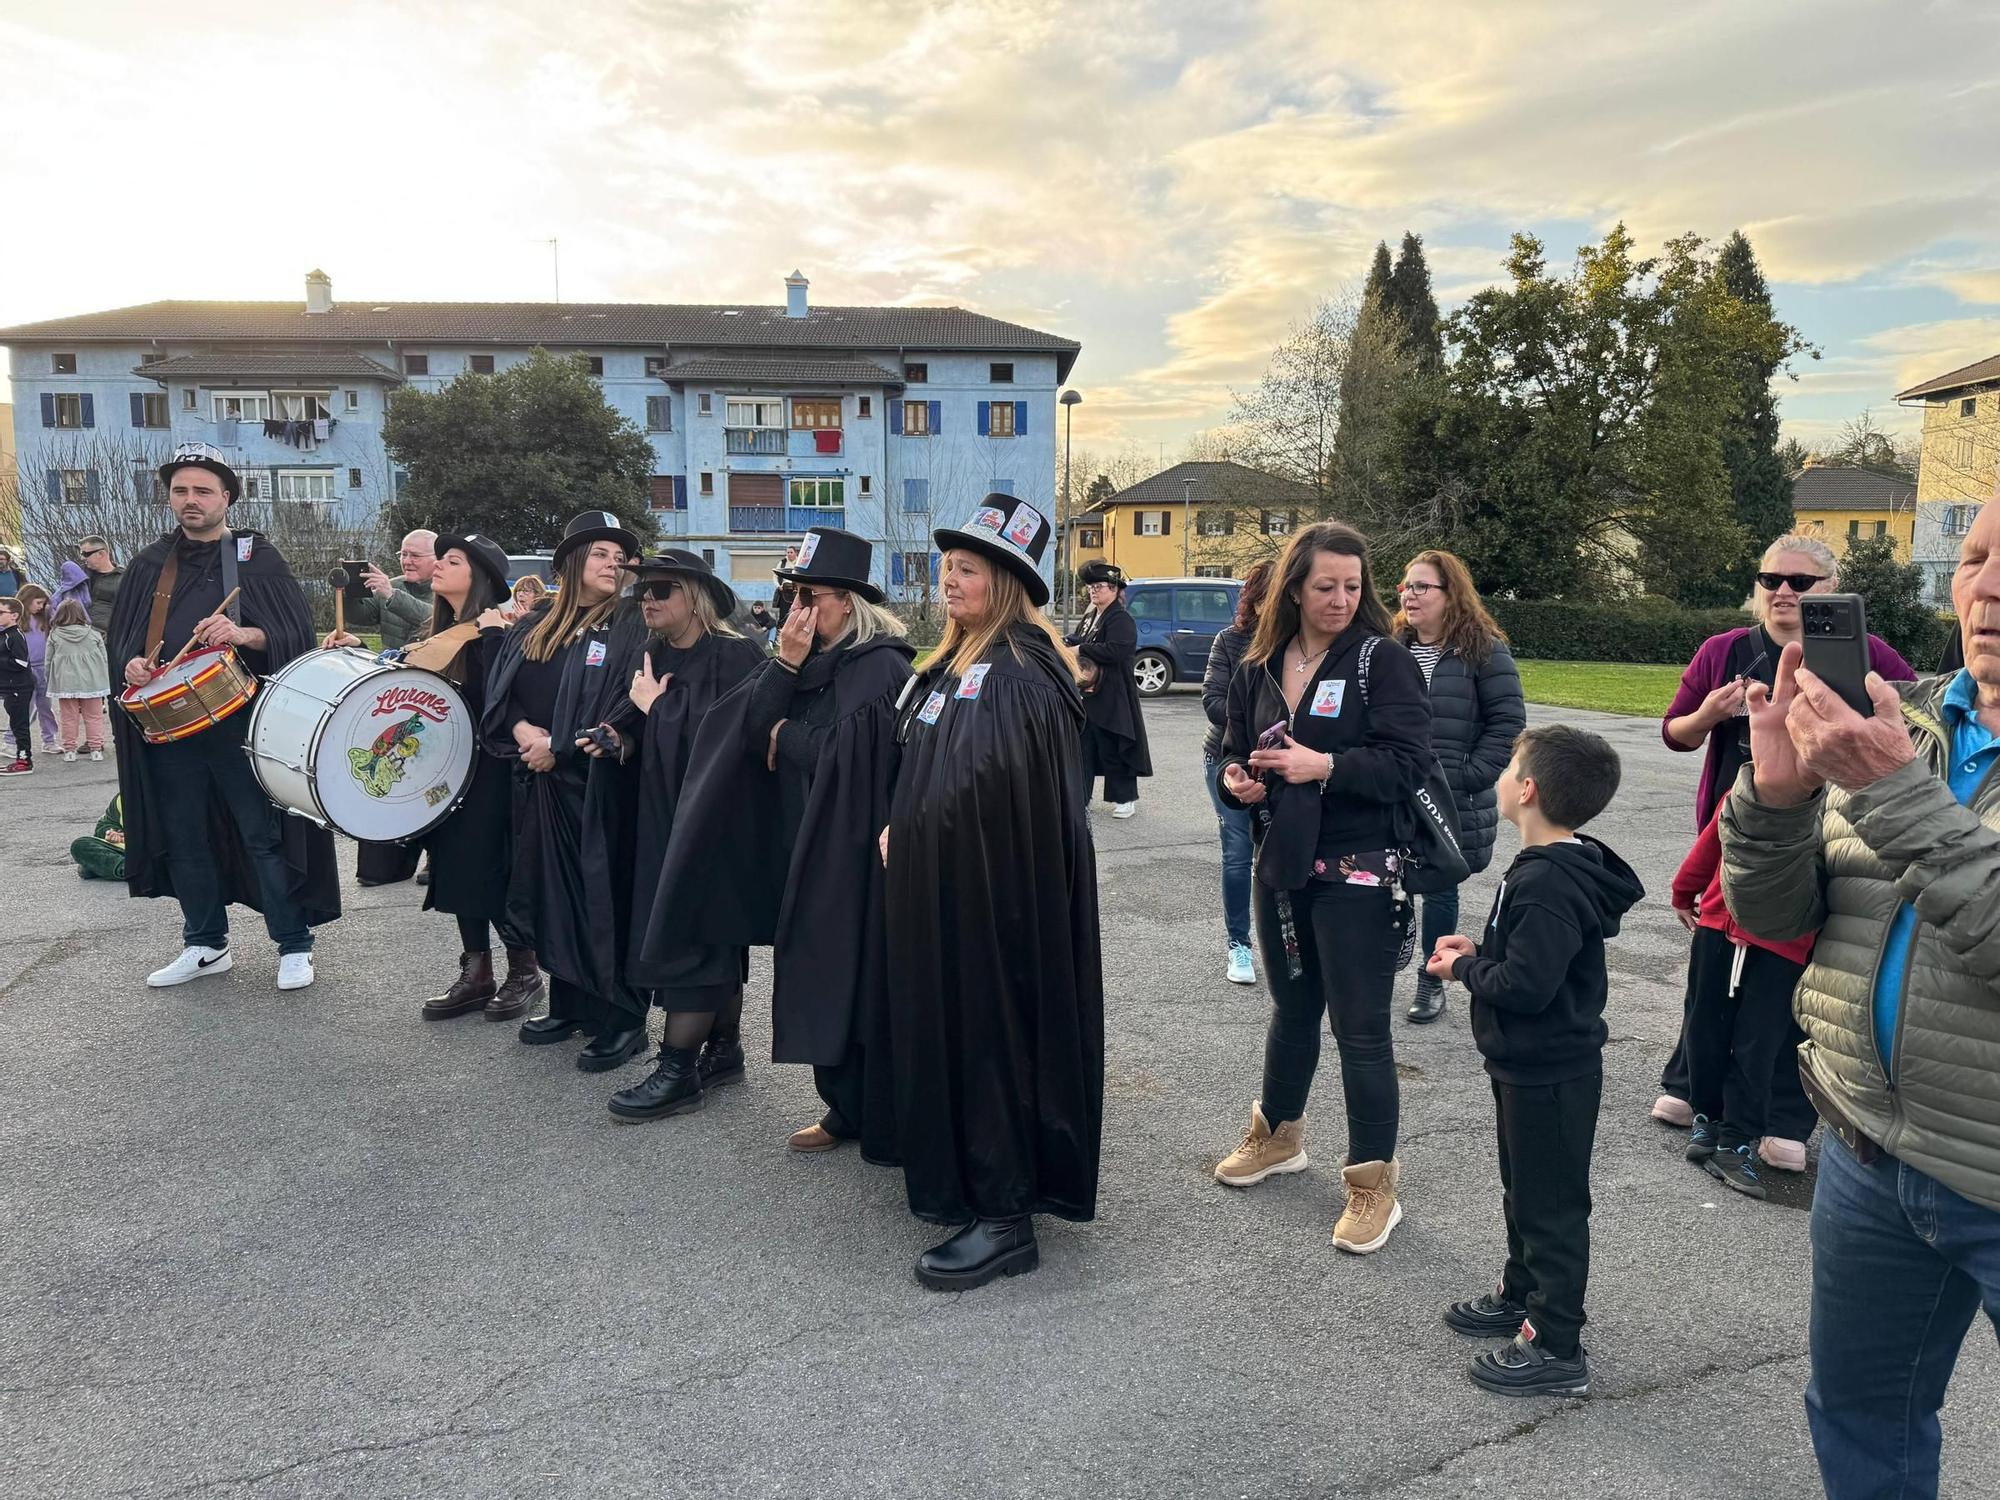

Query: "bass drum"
left=246, top=648, right=475, bottom=842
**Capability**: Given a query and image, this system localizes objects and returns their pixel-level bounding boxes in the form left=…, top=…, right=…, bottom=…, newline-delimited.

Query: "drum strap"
left=144, top=549, right=180, bottom=660
left=219, top=531, right=242, bottom=625
left=400, top=621, right=482, bottom=674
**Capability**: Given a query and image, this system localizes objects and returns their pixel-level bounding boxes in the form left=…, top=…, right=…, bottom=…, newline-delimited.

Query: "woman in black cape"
left=648, top=528, right=914, bottom=1158
left=1066, top=559, right=1152, bottom=817
left=576, top=550, right=766, bottom=1121
left=886, top=496, right=1103, bottom=1290
left=479, top=510, right=651, bottom=1073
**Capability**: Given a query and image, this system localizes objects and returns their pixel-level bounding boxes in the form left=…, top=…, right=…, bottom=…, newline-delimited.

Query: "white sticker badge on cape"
left=585, top=640, right=607, bottom=668
left=917, top=690, right=947, bottom=725
left=236, top=537, right=253, bottom=562
left=956, top=663, right=991, bottom=700
left=1308, top=678, right=1345, bottom=717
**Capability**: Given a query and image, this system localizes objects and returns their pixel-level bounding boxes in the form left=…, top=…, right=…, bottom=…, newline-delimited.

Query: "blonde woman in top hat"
left=883, top=495, right=1104, bottom=1289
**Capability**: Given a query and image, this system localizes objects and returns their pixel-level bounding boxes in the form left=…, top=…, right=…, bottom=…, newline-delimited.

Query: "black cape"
left=104, top=530, right=340, bottom=926
left=1068, top=600, right=1152, bottom=776
left=480, top=601, right=650, bottom=1002
left=610, top=630, right=767, bottom=1009
left=886, top=625, right=1104, bottom=1224
left=652, top=636, right=914, bottom=1069
left=419, top=626, right=512, bottom=922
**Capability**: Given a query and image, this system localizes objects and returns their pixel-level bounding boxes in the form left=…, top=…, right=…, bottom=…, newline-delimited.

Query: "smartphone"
left=1801, top=594, right=1875, bottom=717
left=339, top=559, right=371, bottom=606
left=1254, top=718, right=1288, bottom=751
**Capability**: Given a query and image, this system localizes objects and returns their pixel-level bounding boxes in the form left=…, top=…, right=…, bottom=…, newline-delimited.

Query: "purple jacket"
left=51, top=560, right=92, bottom=617
left=1663, top=626, right=1915, bottom=827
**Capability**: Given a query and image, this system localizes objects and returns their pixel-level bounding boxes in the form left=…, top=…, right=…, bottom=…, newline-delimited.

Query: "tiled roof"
left=1090, top=460, right=1316, bottom=513
left=1895, top=353, right=2000, bottom=401
left=1791, top=463, right=1916, bottom=510
left=133, top=352, right=403, bottom=384
left=657, top=355, right=902, bottom=387
left=0, top=299, right=1080, bottom=377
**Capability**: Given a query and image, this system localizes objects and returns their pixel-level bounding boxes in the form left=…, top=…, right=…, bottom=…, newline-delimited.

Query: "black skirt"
left=421, top=748, right=511, bottom=922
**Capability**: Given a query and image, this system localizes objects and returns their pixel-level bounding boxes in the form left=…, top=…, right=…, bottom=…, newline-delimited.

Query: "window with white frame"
left=987, top=400, right=1016, bottom=436
left=53, top=394, right=84, bottom=428
left=1138, top=511, right=1164, bottom=537
left=1962, top=396, right=1980, bottom=419
left=789, top=477, right=844, bottom=509
left=182, top=388, right=197, bottom=410
left=59, top=469, right=91, bottom=504
left=1948, top=503, right=1980, bottom=535
left=212, top=392, right=269, bottom=422
left=858, top=475, right=872, bottom=495
left=272, top=391, right=331, bottom=421
left=1263, top=510, right=1293, bottom=535
left=1955, top=437, right=1976, bottom=470
left=344, top=389, right=359, bottom=411
left=698, top=393, right=713, bottom=415
left=726, top=398, right=784, bottom=428
left=1199, top=511, right=1229, bottom=536
left=1194, top=565, right=1230, bottom=578
left=901, top=399, right=931, bottom=436
left=241, top=472, right=268, bottom=502
left=857, top=396, right=872, bottom=418
left=791, top=398, right=842, bottom=430
left=276, top=470, right=337, bottom=502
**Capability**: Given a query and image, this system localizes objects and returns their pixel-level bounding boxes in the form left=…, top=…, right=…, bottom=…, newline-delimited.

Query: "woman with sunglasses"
left=651, top=528, right=915, bottom=1158
left=1393, top=550, right=1524, bottom=1024
left=1652, top=533, right=1914, bottom=1154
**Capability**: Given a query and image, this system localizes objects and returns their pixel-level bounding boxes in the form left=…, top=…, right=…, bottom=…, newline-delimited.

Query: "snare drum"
left=246, top=648, right=476, bottom=841
left=118, top=646, right=258, bottom=743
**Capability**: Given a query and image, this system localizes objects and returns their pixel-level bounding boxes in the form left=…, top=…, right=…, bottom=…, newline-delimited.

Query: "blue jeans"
left=1419, top=884, right=1461, bottom=972
left=1202, top=756, right=1252, bottom=947
left=1806, top=1133, right=2000, bottom=1499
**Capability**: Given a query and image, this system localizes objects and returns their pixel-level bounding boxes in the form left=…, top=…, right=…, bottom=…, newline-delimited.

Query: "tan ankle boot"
left=1214, top=1102, right=1308, bottom=1186
left=1333, top=1158, right=1402, bottom=1254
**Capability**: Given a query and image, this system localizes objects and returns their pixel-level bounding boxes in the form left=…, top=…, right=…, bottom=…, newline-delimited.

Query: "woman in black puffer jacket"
left=1393, top=549, right=1525, bottom=1024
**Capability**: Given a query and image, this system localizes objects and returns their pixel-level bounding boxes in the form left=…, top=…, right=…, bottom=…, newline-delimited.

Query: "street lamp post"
left=1060, top=388, right=1082, bottom=621
left=1182, top=475, right=1193, bottom=575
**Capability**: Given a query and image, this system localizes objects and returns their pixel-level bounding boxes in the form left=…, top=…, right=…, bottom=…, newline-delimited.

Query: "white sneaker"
left=277, top=953, right=316, bottom=991
left=1227, top=943, right=1257, bottom=985
left=62, top=750, right=77, bottom=763
left=89, top=750, right=104, bottom=762
left=1111, top=801, right=1138, bottom=819
left=147, top=945, right=233, bottom=988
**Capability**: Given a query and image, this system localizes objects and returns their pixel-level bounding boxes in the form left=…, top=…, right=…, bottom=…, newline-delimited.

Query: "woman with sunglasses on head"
left=480, top=511, right=653, bottom=1073
left=1394, top=550, right=1524, bottom=1025
left=1651, top=533, right=1914, bottom=1156
left=651, top=528, right=915, bottom=1158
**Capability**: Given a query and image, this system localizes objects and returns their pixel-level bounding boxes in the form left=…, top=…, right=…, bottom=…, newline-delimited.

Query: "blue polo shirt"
left=1871, top=669, right=2000, bottom=1077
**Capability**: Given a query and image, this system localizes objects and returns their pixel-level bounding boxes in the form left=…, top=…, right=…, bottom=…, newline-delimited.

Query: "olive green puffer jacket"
left=1721, top=672, right=2000, bottom=1211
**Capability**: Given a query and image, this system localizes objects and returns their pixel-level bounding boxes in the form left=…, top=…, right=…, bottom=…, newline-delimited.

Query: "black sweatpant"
left=1683, top=927, right=1806, bottom=1148
left=1494, top=1069, right=1600, bottom=1360
left=2, top=687, right=31, bottom=762
left=1660, top=975, right=1816, bottom=1140
left=1256, top=879, right=1400, bottom=1163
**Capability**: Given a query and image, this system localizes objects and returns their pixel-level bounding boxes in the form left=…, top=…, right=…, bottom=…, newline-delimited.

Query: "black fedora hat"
left=553, top=509, right=640, bottom=569
left=934, top=494, right=1053, bottom=607
left=632, top=548, right=737, bottom=618
left=773, top=526, right=882, bottom=604
left=158, top=442, right=242, bottom=504
left=1077, top=558, right=1127, bottom=589
left=433, top=532, right=513, bottom=595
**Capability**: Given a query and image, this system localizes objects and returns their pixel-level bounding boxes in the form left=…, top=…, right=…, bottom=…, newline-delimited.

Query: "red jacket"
left=1672, top=811, right=1817, bottom=964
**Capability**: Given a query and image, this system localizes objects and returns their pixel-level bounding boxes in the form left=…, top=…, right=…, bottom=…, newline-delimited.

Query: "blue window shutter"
left=673, top=475, right=687, bottom=509
left=903, top=477, right=928, bottom=513
left=45, top=470, right=61, bottom=503
left=890, top=553, right=904, bottom=586
left=130, top=392, right=145, bottom=426
left=995, top=477, right=1014, bottom=498
left=977, top=401, right=990, bottom=436
left=1014, top=401, right=1027, bottom=435
left=80, top=394, right=95, bottom=428
left=928, top=400, right=941, bottom=435
left=85, top=469, right=102, bottom=504
left=40, top=393, right=54, bottom=427
left=930, top=551, right=941, bottom=583
left=888, top=400, right=902, bottom=436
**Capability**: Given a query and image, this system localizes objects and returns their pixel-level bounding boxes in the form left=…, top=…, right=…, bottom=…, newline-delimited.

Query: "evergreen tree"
left=1334, top=243, right=1407, bottom=513
left=1387, top=232, right=1443, bottom=370
left=1839, top=532, right=1938, bottom=662
left=1363, top=241, right=1392, bottom=305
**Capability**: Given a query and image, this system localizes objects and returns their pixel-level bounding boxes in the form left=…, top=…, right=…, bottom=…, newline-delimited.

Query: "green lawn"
left=1515, top=659, right=1682, bottom=717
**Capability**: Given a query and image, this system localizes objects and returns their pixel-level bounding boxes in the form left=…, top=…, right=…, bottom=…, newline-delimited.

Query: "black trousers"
left=2, top=687, right=31, bottom=760
left=454, top=911, right=528, bottom=954
left=1683, top=927, right=1806, bottom=1147
left=1662, top=934, right=1816, bottom=1139
left=1494, top=1069, right=1600, bottom=1360
left=1256, top=880, right=1400, bottom=1163
left=815, top=1057, right=862, bottom=1139
left=1081, top=723, right=1139, bottom=804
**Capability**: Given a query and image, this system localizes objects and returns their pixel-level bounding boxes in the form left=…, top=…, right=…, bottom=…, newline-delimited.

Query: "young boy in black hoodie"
left=1425, top=725, right=1642, bottom=1397
left=0, top=597, right=35, bottom=774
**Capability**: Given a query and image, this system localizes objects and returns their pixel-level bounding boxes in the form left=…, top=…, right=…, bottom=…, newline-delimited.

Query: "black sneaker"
left=1468, top=1323, right=1590, bottom=1398
left=1704, top=1143, right=1767, bottom=1199
left=1686, top=1114, right=1719, bottom=1164
left=1444, top=1288, right=1528, bottom=1338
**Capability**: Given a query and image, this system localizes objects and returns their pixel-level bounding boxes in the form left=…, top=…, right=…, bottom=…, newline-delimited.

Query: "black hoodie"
left=1450, top=836, right=1645, bottom=1085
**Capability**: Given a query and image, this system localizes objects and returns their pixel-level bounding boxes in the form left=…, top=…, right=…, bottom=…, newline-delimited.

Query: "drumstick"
left=334, top=586, right=345, bottom=642
left=162, top=587, right=243, bottom=673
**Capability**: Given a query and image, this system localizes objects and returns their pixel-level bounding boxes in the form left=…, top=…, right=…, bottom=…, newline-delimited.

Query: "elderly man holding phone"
left=1721, top=493, right=2000, bottom=1500
left=345, top=530, right=437, bottom=649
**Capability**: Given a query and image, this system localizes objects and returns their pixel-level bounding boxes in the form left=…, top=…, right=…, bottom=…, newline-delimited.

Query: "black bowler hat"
left=158, top=442, right=241, bottom=504
left=773, top=527, right=882, bottom=604
left=553, top=509, right=640, bottom=569
left=433, top=532, right=512, bottom=595
left=1078, top=559, right=1127, bottom=589
left=632, top=548, right=737, bottom=618
left=934, top=493, right=1054, bottom=607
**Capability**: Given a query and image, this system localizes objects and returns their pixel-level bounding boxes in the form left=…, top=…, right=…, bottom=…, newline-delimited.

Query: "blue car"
left=1121, top=577, right=1242, bottom=697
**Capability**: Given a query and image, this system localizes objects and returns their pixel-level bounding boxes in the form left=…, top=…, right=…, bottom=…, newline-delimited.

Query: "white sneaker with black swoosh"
left=147, top=945, right=232, bottom=988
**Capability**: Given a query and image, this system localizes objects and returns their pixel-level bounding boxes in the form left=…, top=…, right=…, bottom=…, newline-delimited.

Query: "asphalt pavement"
left=3, top=694, right=1996, bottom=1499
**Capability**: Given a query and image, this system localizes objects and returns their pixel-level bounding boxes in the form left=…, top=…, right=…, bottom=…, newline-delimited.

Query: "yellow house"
left=1069, top=460, right=1316, bottom=581
left=0, top=402, right=15, bottom=548
left=1789, top=460, right=1915, bottom=560
left=1896, top=354, right=2000, bottom=603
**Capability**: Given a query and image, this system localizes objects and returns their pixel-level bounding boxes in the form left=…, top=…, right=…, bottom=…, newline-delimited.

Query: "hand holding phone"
left=1800, top=595, right=1875, bottom=717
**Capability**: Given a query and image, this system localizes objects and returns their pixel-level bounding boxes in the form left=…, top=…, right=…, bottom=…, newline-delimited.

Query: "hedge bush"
left=1489, top=600, right=1753, bottom=665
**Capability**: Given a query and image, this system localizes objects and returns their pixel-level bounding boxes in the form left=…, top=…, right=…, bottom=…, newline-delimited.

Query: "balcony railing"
left=725, top=427, right=787, bottom=456
left=729, top=505, right=846, bottom=534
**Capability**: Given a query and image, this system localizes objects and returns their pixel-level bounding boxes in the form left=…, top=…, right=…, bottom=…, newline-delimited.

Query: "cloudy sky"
left=3, top=0, right=1996, bottom=455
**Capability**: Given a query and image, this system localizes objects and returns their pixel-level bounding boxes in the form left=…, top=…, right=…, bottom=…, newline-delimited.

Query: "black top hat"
left=553, top=509, right=640, bottom=569
left=159, top=442, right=242, bottom=504
left=433, top=532, right=513, bottom=596
left=1077, top=559, right=1127, bottom=589
left=632, top=548, right=738, bottom=619
left=773, top=527, right=882, bottom=604
left=934, top=494, right=1053, bottom=607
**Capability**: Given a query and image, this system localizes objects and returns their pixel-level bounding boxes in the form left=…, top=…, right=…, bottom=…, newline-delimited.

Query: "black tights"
left=454, top=912, right=527, bottom=954
left=662, top=987, right=744, bottom=1050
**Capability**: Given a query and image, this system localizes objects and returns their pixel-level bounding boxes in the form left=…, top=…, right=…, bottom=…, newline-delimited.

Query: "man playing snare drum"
left=106, top=443, right=340, bottom=991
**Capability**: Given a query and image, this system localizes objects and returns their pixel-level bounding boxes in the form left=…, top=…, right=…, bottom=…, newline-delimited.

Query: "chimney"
left=305, top=268, right=333, bottom=315
left=784, top=270, right=809, bottom=320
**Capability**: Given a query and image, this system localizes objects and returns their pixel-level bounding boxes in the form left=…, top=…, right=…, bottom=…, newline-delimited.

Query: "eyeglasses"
left=1399, top=581, right=1444, bottom=597
left=78, top=549, right=103, bottom=560
left=795, top=586, right=846, bottom=606
left=637, top=580, right=682, bottom=601
left=1756, top=571, right=1825, bottom=593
